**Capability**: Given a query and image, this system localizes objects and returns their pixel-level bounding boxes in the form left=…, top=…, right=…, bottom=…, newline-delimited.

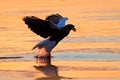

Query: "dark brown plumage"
left=45, top=14, right=63, bottom=24
left=49, top=24, right=76, bottom=42
left=23, top=14, right=76, bottom=51
left=23, top=16, right=59, bottom=38
left=23, top=14, right=76, bottom=65
left=23, top=16, right=76, bottom=41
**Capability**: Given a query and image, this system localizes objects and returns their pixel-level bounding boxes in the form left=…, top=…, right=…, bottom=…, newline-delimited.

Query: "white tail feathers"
left=32, top=39, right=57, bottom=52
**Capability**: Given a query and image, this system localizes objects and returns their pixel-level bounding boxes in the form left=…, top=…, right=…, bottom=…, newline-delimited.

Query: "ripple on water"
left=0, top=52, right=120, bottom=61
left=53, top=52, right=120, bottom=61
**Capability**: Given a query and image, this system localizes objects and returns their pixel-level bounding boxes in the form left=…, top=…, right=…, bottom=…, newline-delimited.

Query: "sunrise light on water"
left=0, top=0, right=120, bottom=80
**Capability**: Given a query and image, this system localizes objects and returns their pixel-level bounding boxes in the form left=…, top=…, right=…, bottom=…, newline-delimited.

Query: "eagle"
left=23, top=14, right=76, bottom=64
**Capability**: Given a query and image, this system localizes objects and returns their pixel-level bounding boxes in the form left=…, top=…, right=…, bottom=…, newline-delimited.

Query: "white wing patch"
left=48, top=17, right=68, bottom=29
left=57, top=17, right=68, bottom=28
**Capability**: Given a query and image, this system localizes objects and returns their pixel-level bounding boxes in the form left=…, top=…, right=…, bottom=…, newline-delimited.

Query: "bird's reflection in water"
left=34, top=64, right=62, bottom=80
left=35, top=77, right=61, bottom=80
left=34, top=57, right=74, bottom=80
left=34, top=64, right=58, bottom=76
left=34, top=56, right=61, bottom=80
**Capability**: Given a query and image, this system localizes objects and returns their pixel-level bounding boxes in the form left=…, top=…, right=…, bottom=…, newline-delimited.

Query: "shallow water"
left=0, top=1, right=120, bottom=80
left=62, top=36, right=120, bottom=43
left=1, top=52, right=120, bottom=61
left=0, top=0, right=120, bottom=56
left=53, top=52, right=120, bottom=60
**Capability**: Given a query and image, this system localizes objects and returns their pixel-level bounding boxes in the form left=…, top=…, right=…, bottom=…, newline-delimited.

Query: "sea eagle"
left=23, top=14, right=76, bottom=64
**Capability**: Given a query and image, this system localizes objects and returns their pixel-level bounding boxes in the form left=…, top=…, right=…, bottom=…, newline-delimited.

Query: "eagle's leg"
left=35, top=47, right=51, bottom=66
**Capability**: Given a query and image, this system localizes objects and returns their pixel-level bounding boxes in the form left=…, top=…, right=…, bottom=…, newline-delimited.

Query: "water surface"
left=0, top=0, right=120, bottom=57
left=1, top=52, right=120, bottom=61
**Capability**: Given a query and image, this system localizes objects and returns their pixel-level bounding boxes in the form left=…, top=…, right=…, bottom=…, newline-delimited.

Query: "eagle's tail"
left=32, top=39, right=57, bottom=52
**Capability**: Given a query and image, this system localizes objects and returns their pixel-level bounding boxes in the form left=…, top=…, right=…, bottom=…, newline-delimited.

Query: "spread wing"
left=45, top=14, right=68, bottom=29
left=23, top=16, right=59, bottom=38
